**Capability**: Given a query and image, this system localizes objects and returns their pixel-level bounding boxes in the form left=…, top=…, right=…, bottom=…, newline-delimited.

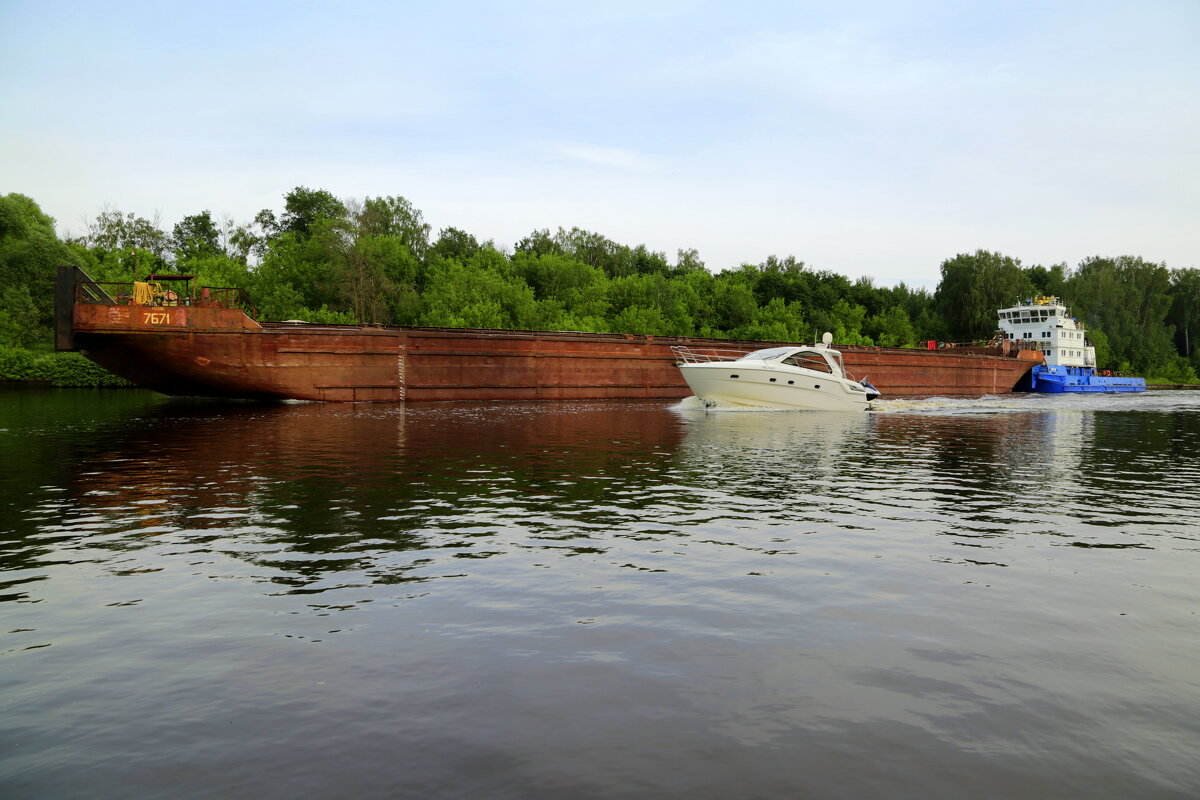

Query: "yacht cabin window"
left=782, top=353, right=833, bottom=373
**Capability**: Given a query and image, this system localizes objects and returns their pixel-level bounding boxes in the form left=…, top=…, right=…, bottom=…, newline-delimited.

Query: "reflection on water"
left=2, top=388, right=1200, bottom=798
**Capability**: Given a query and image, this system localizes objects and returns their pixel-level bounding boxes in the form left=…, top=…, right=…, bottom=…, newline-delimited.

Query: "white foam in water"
left=672, top=390, right=1173, bottom=414
left=870, top=395, right=1040, bottom=414
left=672, top=396, right=709, bottom=411
left=672, top=396, right=823, bottom=412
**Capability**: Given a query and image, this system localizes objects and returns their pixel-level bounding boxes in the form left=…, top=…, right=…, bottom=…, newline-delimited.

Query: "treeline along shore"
left=2, top=188, right=1197, bottom=387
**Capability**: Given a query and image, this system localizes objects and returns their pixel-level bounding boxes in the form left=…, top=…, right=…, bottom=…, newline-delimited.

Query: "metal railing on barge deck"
left=55, top=265, right=257, bottom=350
left=906, top=338, right=1043, bottom=358
left=75, top=278, right=258, bottom=318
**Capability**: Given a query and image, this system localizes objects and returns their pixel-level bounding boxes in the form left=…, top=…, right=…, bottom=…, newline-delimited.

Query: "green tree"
left=85, top=209, right=169, bottom=263
left=171, top=211, right=224, bottom=262
left=185, top=254, right=252, bottom=293
left=1024, top=263, right=1068, bottom=297
left=866, top=305, right=917, bottom=348
left=606, top=273, right=694, bottom=336
left=810, top=298, right=872, bottom=345
left=279, top=187, right=347, bottom=240
left=512, top=251, right=606, bottom=302
left=419, top=248, right=540, bottom=330
left=887, top=282, right=938, bottom=340
left=610, top=305, right=668, bottom=335
left=749, top=255, right=810, bottom=308
left=1168, top=268, right=1200, bottom=369
left=251, top=228, right=342, bottom=316
left=514, top=228, right=561, bottom=258
left=432, top=227, right=482, bottom=263
left=0, top=285, right=41, bottom=347
left=79, top=208, right=170, bottom=281
left=709, top=275, right=757, bottom=334
left=553, top=227, right=622, bottom=275
left=339, top=234, right=405, bottom=324
left=0, top=193, right=84, bottom=338
left=358, top=196, right=430, bottom=264
left=251, top=279, right=307, bottom=321
left=1067, top=255, right=1175, bottom=373
left=934, top=250, right=1035, bottom=340
left=628, top=244, right=671, bottom=277
left=537, top=227, right=670, bottom=279
left=673, top=248, right=705, bottom=276
left=1086, top=327, right=1114, bottom=370
left=731, top=297, right=807, bottom=343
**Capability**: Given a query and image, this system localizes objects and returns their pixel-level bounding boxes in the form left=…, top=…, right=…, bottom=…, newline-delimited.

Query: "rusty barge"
left=55, top=267, right=1041, bottom=402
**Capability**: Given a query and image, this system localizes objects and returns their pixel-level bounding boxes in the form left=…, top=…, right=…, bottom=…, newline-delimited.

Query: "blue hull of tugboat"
left=1028, top=365, right=1146, bottom=393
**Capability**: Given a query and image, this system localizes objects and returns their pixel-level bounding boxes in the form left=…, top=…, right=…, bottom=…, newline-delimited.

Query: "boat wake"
left=871, top=395, right=1040, bottom=414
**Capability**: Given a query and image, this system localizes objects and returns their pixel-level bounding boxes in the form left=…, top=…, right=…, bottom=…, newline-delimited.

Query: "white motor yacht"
left=672, top=334, right=880, bottom=411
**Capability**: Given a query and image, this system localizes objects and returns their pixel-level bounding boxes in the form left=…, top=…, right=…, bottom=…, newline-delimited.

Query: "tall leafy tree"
left=279, top=187, right=347, bottom=240
left=358, top=196, right=431, bottom=264
left=432, top=227, right=481, bottom=263
left=82, top=208, right=170, bottom=279
left=732, top=297, right=808, bottom=343
left=0, top=193, right=84, bottom=337
left=339, top=235, right=402, bottom=324
left=934, top=250, right=1035, bottom=340
left=1168, top=268, right=1200, bottom=368
left=606, top=273, right=695, bottom=336
left=749, top=255, right=810, bottom=308
left=1067, top=256, right=1175, bottom=371
left=0, top=285, right=41, bottom=347
left=512, top=251, right=605, bottom=302
left=85, top=208, right=169, bottom=257
left=866, top=306, right=917, bottom=348
left=1024, top=263, right=1068, bottom=297
left=553, top=227, right=623, bottom=275
left=513, top=228, right=561, bottom=258
left=673, top=248, right=705, bottom=276
left=420, top=248, right=540, bottom=329
left=171, top=211, right=224, bottom=262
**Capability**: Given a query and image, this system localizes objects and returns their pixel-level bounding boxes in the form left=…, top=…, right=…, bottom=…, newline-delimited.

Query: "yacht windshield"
left=742, top=347, right=794, bottom=361
left=782, top=351, right=833, bottom=373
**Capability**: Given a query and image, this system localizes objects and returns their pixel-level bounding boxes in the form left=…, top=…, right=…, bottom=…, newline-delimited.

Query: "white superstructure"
left=997, top=296, right=1095, bottom=368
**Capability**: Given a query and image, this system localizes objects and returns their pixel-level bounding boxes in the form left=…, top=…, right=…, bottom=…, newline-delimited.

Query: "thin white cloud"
left=550, top=143, right=659, bottom=172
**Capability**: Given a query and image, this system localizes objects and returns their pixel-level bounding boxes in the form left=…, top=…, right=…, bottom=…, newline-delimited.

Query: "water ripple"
left=3, top=391, right=1200, bottom=797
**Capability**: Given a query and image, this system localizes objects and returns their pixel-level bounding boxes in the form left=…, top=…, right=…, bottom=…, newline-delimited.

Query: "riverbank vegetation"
left=1, top=189, right=1196, bottom=385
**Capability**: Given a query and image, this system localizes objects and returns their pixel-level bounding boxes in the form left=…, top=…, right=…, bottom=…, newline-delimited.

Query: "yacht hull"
left=677, top=363, right=870, bottom=411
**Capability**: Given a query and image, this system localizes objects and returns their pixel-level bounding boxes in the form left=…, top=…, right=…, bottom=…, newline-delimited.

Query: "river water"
left=2, top=388, right=1199, bottom=799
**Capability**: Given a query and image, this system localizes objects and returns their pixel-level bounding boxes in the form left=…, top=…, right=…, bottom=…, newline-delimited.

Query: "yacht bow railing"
left=670, top=346, right=753, bottom=364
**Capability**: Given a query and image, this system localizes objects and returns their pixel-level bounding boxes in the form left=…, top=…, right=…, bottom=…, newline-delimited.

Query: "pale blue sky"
left=2, top=1, right=1197, bottom=285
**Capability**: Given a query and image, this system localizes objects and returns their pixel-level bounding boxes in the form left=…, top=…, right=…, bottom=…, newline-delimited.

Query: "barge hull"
left=60, top=267, right=1039, bottom=401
